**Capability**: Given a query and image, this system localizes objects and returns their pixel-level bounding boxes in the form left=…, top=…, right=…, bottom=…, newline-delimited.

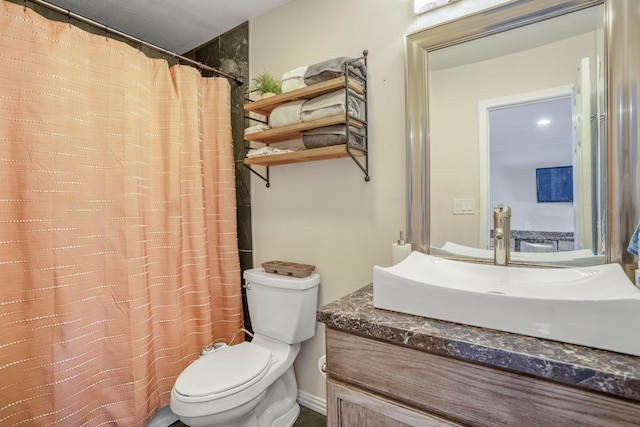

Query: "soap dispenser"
left=392, top=231, right=411, bottom=265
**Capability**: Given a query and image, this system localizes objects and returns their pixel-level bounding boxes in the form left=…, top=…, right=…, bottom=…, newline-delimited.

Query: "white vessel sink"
left=373, top=251, right=640, bottom=356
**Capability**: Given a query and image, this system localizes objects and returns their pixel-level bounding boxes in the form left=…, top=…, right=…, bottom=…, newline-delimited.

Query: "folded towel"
left=302, top=125, right=365, bottom=149
left=300, top=89, right=362, bottom=123
left=304, top=57, right=367, bottom=87
left=269, top=100, right=306, bottom=128
left=281, top=66, right=308, bottom=93
left=628, top=223, right=640, bottom=255
left=244, top=124, right=271, bottom=135
left=246, top=146, right=294, bottom=158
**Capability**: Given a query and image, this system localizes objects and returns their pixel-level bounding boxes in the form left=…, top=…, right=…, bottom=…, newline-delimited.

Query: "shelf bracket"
left=344, top=50, right=370, bottom=182
left=346, top=144, right=370, bottom=182
left=244, top=164, right=270, bottom=187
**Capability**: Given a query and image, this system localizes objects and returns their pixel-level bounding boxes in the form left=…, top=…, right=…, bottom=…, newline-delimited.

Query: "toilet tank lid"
left=243, top=268, right=320, bottom=289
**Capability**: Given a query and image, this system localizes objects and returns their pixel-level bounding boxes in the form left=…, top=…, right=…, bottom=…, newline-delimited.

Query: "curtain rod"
left=24, top=0, right=244, bottom=86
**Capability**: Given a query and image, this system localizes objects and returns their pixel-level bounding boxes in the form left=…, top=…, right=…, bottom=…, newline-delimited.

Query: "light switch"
left=453, top=198, right=475, bottom=215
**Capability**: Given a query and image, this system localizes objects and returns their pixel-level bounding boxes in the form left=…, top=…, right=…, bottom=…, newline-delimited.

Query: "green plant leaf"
left=250, top=71, right=282, bottom=95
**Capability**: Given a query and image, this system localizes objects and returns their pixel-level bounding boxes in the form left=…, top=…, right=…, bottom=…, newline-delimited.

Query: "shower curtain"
left=0, top=1, right=243, bottom=425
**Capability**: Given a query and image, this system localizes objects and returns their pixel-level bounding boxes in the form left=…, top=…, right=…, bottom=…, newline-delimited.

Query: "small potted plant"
left=250, top=71, right=282, bottom=99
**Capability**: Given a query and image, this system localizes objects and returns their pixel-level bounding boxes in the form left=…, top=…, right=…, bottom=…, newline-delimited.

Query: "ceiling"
left=490, top=97, right=573, bottom=153
left=43, top=0, right=292, bottom=54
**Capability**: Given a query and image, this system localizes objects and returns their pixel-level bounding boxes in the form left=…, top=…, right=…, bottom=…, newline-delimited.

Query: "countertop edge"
left=317, top=284, right=640, bottom=402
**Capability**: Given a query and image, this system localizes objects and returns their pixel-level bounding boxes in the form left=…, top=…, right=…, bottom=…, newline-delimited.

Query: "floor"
left=169, top=405, right=326, bottom=426
left=294, top=406, right=327, bottom=427
left=293, top=405, right=327, bottom=427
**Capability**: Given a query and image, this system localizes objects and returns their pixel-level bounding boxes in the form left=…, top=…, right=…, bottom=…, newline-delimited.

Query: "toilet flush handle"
left=243, top=283, right=251, bottom=290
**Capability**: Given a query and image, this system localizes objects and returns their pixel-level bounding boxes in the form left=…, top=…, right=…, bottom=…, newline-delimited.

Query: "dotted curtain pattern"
left=0, top=1, right=243, bottom=425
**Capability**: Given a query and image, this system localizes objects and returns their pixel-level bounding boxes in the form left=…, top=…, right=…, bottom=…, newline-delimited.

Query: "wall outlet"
left=453, top=198, right=475, bottom=215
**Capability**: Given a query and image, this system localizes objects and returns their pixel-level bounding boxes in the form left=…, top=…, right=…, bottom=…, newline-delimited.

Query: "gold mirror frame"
left=405, top=0, right=640, bottom=276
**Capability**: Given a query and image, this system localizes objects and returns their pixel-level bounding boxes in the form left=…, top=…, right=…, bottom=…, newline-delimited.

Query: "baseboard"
left=297, top=390, right=327, bottom=416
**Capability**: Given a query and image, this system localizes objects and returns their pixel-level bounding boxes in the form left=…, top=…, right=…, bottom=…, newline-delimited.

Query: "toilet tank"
left=243, top=268, right=320, bottom=344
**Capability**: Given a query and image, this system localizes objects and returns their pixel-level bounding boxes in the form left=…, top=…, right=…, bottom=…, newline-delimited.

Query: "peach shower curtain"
left=0, top=1, right=243, bottom=425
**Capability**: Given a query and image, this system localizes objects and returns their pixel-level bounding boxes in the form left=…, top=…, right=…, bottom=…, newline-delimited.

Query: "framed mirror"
left=405, top=0, right=639, bottom=272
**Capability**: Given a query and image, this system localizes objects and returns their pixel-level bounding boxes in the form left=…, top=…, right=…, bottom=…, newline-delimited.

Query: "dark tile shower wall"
left=184, top=23, right=253, bottom=332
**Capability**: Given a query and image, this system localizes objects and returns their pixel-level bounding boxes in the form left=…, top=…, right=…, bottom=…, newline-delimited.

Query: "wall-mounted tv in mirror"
left=536, top=166, right=573, bottom=203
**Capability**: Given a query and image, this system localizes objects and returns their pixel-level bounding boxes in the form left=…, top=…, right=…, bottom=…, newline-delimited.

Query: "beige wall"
left=248, top=0, right=511, bottom=411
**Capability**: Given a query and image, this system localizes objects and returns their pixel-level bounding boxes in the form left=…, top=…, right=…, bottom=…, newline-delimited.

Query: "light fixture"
left=537, top=119, right=551, bottom=126
left=414, top=0, right=461, bottom=15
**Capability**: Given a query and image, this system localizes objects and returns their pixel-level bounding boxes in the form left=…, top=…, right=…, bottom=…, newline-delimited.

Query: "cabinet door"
left=327, top=379, right=462, bottom=427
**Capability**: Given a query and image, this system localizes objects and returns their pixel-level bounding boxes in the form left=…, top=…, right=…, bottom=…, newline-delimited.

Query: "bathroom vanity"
left=317, top=285, right=640, bottom=426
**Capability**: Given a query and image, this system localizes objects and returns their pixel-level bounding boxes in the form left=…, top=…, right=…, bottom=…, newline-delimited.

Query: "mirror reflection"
left=427, top=4, right=605, bottom=266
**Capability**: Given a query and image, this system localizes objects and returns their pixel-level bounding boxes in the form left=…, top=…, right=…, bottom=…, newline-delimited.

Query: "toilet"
left=170, top=268, right=320, bottom=427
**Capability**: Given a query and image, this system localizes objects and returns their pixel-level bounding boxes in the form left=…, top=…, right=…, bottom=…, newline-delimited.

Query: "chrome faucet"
left=493, top=205, right=511, bottom=266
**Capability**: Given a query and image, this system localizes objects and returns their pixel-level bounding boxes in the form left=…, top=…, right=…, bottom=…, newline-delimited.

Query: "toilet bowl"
left=170, top=268, right=320, bottom=427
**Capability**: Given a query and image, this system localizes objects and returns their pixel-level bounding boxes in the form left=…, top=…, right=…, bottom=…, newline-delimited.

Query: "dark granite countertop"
left=317, top=284, right=640, bottom=402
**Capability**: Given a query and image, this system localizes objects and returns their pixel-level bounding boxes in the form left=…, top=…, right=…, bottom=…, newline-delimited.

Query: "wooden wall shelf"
left=244, top=145, right=365, bottom=167
left=243, top=51, right=369, bottom=187
left=244, top=77, right=364, bottom=117
left=244, top=116, right=364, bottom=144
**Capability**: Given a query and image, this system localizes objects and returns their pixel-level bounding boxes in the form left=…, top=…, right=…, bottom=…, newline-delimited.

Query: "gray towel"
left=304, top=57, right=367, bottom=87
left=300, top=89, right=362, bottom=123
left=302, top=125, right=366, bottom=149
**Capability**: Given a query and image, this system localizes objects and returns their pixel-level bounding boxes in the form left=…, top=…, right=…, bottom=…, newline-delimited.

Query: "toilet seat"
left=174, top=342, right=272, bottom=401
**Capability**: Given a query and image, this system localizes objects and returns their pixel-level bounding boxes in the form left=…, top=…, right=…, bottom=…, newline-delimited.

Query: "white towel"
left=300, top=89, right=362, bottom=123
left=244, top=124, right=271, bottom=135
left=246, top=146, right=294, bottom=158
left=269, top=100, right=306, bottom=128
left=281, top=66, right=308, bottom=93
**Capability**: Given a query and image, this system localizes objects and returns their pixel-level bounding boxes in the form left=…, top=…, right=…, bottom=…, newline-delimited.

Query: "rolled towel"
left=269, top=100, right=306, bottom=128
left=246, top=146, right=294, bottom=158
left=304, top=57, right=366, bottom=86
left=244, top=123, right=271, bottom=135
left=300, top=89, right=362, bottom=123
left=281, top=66, right=308, bottom=93
left=302, top=125, right=365, bottom=149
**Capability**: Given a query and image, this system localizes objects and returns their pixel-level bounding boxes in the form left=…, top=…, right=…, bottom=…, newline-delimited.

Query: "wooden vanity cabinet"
left=325, top=328, right=640, bottom=427
left=327, top=379, right=462, bottom=427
